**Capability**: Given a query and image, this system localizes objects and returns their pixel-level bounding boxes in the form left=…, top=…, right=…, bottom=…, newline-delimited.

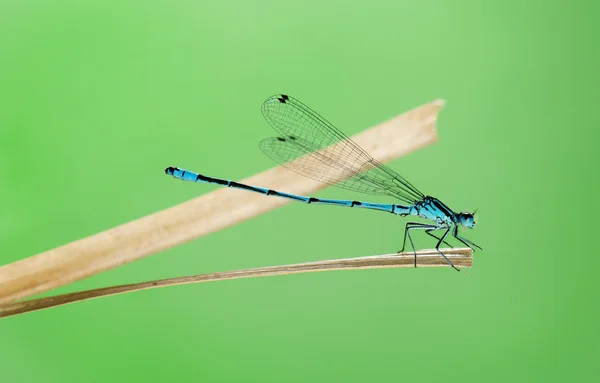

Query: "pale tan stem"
left=0, top=248, right=471, bottom=319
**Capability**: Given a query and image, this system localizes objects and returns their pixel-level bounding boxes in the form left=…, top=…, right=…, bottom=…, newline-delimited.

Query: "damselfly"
left=165, top=94, right=481, bottom=271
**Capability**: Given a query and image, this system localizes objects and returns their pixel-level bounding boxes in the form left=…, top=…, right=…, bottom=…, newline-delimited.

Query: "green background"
left=1, top=1, right=597, bottom=382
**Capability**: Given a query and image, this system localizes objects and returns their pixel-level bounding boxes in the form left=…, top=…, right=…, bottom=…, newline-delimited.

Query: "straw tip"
left=432, top=99, right=447, bottom=108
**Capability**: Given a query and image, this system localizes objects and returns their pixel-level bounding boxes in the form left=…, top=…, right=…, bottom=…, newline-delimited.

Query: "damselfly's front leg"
left=452, top=225, right=482, bottom=251
left=433, top=227, right=459, bottom=271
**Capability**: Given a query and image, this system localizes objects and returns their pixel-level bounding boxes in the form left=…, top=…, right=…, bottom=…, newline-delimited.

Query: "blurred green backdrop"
left=1, top=1, right=598, bottom=382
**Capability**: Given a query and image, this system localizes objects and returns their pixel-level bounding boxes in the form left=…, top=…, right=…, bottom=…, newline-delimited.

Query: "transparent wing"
left=259, top=94, right=424, bottom=204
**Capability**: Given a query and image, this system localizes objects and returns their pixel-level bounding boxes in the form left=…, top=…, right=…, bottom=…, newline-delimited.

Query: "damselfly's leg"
left=434, top=228, right=459, bottom=271
left=400, top=223, right=437, bottom=252
left=399, top=223, right=451, bottom=252
left=452, top=226, right=482, bottom=251
left=399, top=222, right=443, bottom=267
left=425, top=229, right=453, bottom=248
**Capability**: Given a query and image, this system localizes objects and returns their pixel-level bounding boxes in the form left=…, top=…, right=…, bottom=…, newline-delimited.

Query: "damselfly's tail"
left=164, top=166, right=413, bottom=215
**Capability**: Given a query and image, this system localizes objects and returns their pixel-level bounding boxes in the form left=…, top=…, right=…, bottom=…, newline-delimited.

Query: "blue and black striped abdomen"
left=165, top=166, right=414, bottom=215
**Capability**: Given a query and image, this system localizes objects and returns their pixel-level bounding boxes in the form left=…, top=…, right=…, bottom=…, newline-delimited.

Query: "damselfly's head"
left=458, top=211, right=477, bottom=229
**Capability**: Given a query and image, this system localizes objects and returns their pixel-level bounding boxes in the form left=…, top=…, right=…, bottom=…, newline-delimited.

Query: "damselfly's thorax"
left=413, top=196, right=478, bottom=229
left=413, top=196, right=456, bottom=225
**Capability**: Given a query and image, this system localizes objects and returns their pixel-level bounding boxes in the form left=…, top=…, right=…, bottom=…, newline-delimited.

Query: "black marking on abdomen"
left=196, top=173, right=229, bottom=186
left=308, top=197, right=319, bottom=203
left=267, top=189, right=306, bottom=202
left=229, top=181, right=267, bottom=194
left=351, top=201, right=362, bottom=207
